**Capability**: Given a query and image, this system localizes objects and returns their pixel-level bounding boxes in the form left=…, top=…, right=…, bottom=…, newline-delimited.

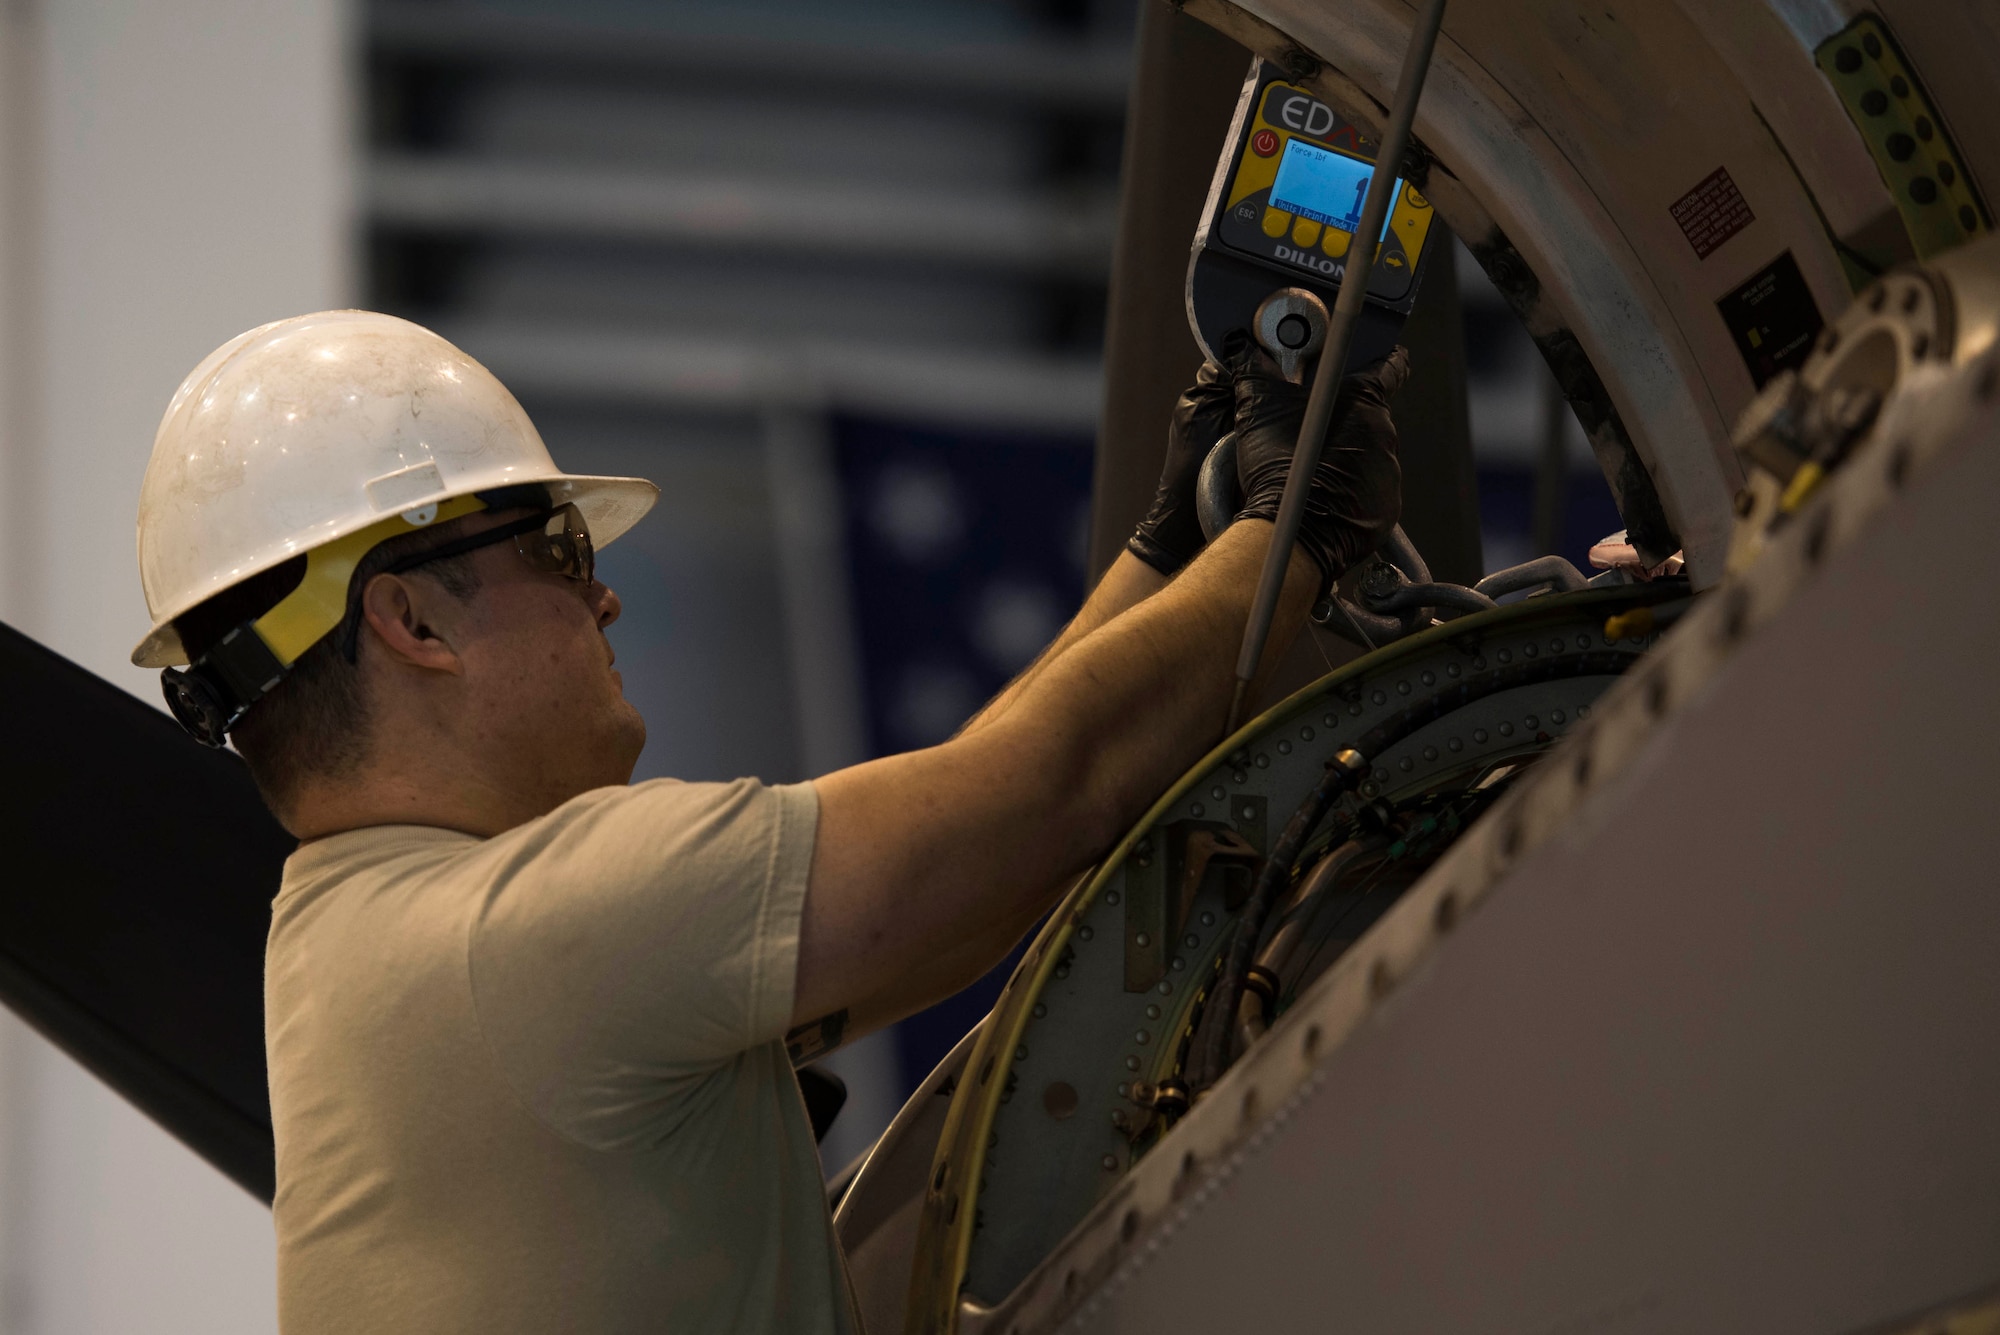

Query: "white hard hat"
left=133, top=309, right=657, bottom=670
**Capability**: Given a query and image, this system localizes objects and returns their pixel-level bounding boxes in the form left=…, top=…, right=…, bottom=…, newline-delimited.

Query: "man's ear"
left=358, top=573, right=466, bottom=674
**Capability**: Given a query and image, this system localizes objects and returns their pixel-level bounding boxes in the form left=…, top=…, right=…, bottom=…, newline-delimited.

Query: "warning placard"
left=1717, top=251, right=1823, bottom=388
left=1671, top=167, right=1755, bottom=260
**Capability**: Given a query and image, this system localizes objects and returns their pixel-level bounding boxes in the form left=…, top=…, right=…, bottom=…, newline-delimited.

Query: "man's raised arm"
left=793, top=348, right=1409, bottom=1038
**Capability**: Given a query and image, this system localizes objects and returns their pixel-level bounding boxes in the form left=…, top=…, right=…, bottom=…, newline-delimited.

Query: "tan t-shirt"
left=265, top=777, right=858, bottom=1334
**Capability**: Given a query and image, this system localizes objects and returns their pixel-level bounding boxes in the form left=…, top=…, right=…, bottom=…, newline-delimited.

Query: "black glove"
left=1231, top=342, right=1410, bottom=588
left=1126, top=356, right=1237, bottom=575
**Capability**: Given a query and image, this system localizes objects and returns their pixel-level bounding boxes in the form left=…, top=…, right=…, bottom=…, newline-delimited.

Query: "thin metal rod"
left=1224, top=0, right=1449, bottom=736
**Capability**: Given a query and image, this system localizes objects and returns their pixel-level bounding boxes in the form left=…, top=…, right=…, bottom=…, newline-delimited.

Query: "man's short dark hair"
left=176, top=522, right=485, bottom=816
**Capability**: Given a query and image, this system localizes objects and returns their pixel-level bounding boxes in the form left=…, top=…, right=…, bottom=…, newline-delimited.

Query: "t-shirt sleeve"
left=465, top=777, right=818, bottom=1147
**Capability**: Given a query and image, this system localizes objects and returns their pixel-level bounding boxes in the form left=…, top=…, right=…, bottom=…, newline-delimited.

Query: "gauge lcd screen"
left=1268, top=138, right=1400, bottom=239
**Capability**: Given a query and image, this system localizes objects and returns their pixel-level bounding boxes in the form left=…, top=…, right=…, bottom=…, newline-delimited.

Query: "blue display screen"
left=1268, top=138, right=1400, bottom=238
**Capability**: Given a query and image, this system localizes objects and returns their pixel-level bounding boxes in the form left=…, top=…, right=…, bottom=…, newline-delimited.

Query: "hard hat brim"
left=131, top=471, right=660, bottom=669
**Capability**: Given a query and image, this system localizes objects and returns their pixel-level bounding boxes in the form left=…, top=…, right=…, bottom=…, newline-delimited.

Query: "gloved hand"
left=1231, top=342, right=1410, bottom=588
left=1125, top=356, right=1237, bottom=576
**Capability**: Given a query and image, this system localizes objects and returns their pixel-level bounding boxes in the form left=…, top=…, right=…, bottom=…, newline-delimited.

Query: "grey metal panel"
left=1063, top=355, right=2000, bottom=1331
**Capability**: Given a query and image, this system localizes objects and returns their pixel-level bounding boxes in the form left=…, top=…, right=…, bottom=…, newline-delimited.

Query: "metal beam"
left=1087, top=2, right=1250, bottom=582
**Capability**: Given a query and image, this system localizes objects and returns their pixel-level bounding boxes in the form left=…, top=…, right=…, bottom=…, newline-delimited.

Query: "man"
left=131, top=310, right=1406, bottom=1331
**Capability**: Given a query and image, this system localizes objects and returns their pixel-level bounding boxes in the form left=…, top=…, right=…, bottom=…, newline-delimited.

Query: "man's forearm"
left=990, top=522, right=1316, bottom=864
left=956, top=550, right=1167, bottom=738
left=794, top=522, right=1316, bottom=1030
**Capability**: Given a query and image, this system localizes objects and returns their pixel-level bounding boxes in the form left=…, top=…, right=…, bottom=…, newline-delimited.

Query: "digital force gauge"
left=1188, top=62, right=1440, bottom=374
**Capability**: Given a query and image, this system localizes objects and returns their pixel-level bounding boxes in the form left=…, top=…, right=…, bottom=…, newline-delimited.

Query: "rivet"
left=1348, top=703, right=1363, bottom=717
left=1106, top=890, right=1121, bottom=906
left=1200, top=911, right=1216, bottom=926
left=1134, top=1029, right=1150, bottom=1044
left=1124, top=1056, right=1140, bottom=1071
left=1055, top=965, right=1071, bottom=979
left=1190, top=803, right=1205, bottom=818
left=1373, top=768, right=1390, bottom=784
left=1524, top=715, right=1539, bottom=730
left=1398, top=757, right=1414, bottom=772
left=1016, top=1045, right=1028, bottom=1060
left=1577, top=703, right=1590, bottom=718
left=1434, top=892, right=1460, bottom=932
left=1299, top=726, right=1315, bottom=741
left=1323, top=713, right=1338, bottom=727
left=1421, top=670, right=1435, bottom=685
left=1551, top=709, right=1566, bottom=724
left=1157, top=979, right=1173, bottom=994
left=1473, top=728, right=1488, bottom=743
left=1371, top=689, right=1387, bottom=705
left=1079, top=925, right=1094, bottom=942
left=1277, top=740, right=1292, bottom=755
left=1033, top=1002, right=1047, bottom=1018
left=1233, top=770, right=1248, bottom=784
left=1240, top=805, right=1255, bottom=821
left=1422, top=745, right=1437, bottom=761
left=1134, top=932, right=1150, bottom=947
left=1210, top=785, right=1225, bottom=800
left=1523, top=642, right=1538, bottom=658
left=1498, top=721, right=1514, bottom=737
left=1102, top=1155, right=1119, bottom=1171
left=1447, top=736, right=1463, bottom=752
left=1145, top=1004, right=1161, bottom=1020
left=1497, top=649, right=1512, bottom=664
left=1184, top=934, right=1200, bottom=949
left=1255, top=754, right=1270, bottom=768
left=1043, top=1081, right=1077, bottom=1119
left=1887, top=440, right=1912, bottom=488
left=1550, top=638, right=1565, bottom=653
left=1446, top=663, right=1461, bottom=677
left=1721, top=591, right=1749, bottom=643
left=1396, top=680, right=1411, bottom=695
left=1171, top=956, right=1187, bottom=971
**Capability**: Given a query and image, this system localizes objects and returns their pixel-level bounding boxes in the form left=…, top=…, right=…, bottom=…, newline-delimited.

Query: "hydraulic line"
left=1190, top=641, right=1637, bottom=1092
left=1224, top=0, right=1451, bottom=734
left=1234, top=833, right=1388, bottom=1050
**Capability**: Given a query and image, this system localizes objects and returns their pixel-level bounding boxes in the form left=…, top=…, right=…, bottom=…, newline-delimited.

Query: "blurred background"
left=0, top=0, right=1614, bottom=1328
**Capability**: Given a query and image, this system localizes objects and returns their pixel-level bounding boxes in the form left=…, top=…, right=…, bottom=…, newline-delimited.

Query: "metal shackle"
left=1252, top=287, right=1331, bottom=384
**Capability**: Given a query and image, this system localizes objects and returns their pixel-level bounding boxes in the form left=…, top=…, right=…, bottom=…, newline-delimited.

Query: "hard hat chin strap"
left=161, top=624, right=289, bottom=747
left=159, top=489, right=526, bottom=748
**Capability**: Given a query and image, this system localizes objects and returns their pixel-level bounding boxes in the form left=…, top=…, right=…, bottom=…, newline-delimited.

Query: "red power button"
left=1251, top=129, right=1279, bottom=157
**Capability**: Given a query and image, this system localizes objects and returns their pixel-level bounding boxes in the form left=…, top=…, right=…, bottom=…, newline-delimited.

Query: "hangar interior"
left=0, top=0, right=1993, bottom=1331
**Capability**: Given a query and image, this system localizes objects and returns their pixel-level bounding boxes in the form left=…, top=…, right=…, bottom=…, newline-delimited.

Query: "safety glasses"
left=335, top=503, right=597, bottom=664
left=385, top=502, right=596, bottom=588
